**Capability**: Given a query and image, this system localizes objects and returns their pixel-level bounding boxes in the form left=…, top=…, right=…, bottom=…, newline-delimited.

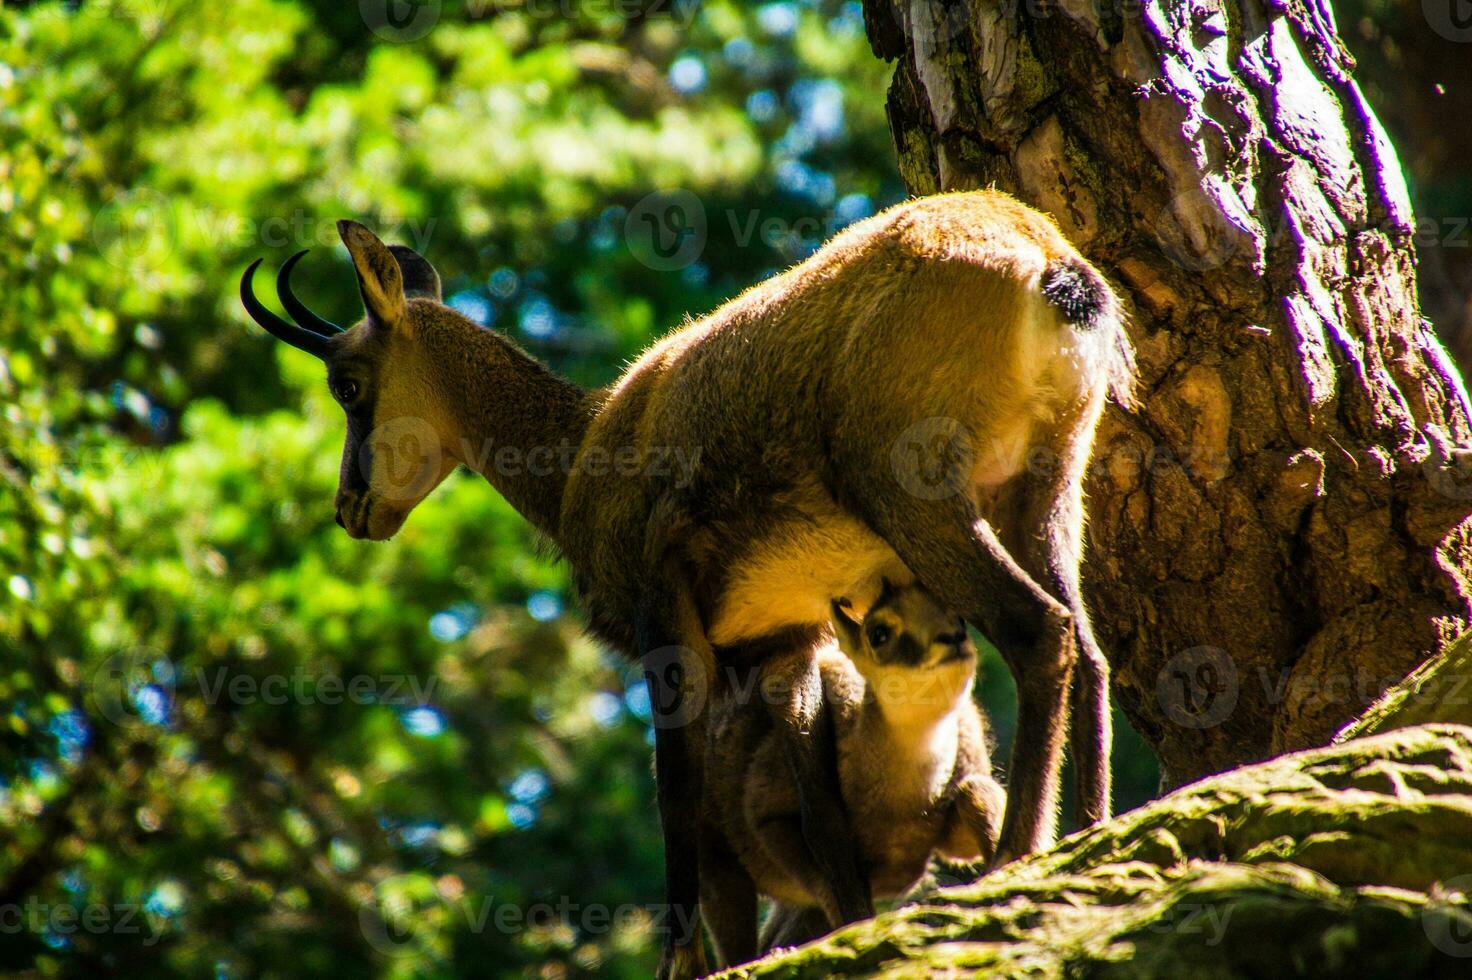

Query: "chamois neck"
left=852, top=670, right=968, bottom=801
left=861, top=667, right=972, bottom=744
left=429, top=319, right=593, bottom=540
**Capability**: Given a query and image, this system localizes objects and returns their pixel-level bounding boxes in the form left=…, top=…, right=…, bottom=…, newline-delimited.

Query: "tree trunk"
left=862, top=0, right=1472, bottom=784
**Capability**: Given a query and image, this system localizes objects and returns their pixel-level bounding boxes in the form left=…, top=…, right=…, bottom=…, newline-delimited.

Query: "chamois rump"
left=240, top=191, right=1134, bottom=980
left=701, top=580, right=1005, bottom=966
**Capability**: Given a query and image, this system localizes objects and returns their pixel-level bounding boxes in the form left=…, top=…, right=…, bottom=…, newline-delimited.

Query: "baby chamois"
left=241, top=191, right=1133, bottom=980
left=700, top=580, right=1005, bottom=965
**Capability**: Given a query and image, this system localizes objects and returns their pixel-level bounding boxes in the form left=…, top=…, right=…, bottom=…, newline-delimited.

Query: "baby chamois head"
left=830, top=579, right=976, bottom=720
left=241, top=221, right=492, bottom=540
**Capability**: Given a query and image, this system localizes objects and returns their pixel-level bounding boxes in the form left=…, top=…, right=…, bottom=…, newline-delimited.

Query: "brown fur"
left=246, top=193, right=1135, bottom=980
left=700, top=584, right=1004, bottom=966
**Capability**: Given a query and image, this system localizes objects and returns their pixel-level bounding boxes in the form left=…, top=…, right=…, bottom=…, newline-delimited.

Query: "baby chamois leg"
left=856, top=493, right=1074, bottom=864
left=758, top=647, right=873, bottom=927
left=949, top=774, right=1008, bottom=866
left=744, top=807, right=851, bottom=932
left=759, top=904, right=832, bottom=953
left=638, top=608, right=711, bottom=980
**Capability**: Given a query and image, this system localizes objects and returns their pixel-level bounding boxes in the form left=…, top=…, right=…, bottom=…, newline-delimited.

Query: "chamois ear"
left=830, top=598, right=862, bottom=651
left=388, top=244, right=442, bottom=302
left=337, top=220, right=406, bottom=330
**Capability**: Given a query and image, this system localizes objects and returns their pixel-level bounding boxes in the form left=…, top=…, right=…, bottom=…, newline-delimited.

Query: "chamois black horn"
left=277, top=250, right=345, bottom=338
left=240, top=259, right=332, bottom=359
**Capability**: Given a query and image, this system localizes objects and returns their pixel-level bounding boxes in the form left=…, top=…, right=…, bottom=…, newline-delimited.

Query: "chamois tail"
left=1040, top=258, right=1136, bottom=409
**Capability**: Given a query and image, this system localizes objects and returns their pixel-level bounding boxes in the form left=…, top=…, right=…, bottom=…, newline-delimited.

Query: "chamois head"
left=831, top=579, right=975, bottom=710
left=241, top=221, right=471, bottom=540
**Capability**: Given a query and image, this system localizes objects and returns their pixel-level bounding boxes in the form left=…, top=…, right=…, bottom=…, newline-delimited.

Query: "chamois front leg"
left=698, top=824, right=758, bottom=969
left=759, top=646, right=873, bottom=927
left=854, top=492, right=1074, bottom=864
left=639, top=610, right=712, bottom=980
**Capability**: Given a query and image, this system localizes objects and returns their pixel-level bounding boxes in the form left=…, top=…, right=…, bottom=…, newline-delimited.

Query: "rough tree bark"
left=861, top=0, right=1472, bottom=784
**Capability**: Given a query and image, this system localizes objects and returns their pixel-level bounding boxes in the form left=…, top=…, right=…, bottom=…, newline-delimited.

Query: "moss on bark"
left=721, top=725, right=1472, bottom=978
left=1338, top=633, right=1472, bottom=741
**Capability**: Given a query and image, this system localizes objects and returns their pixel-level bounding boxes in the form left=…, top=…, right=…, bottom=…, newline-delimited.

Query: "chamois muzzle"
left=240, top=250, right=344, bottom=358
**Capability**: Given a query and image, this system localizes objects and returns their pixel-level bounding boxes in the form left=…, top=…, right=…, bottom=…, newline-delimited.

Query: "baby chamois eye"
left=333, top=379, right=359, bottom=404
left=866, top=623, right=892, bottom=648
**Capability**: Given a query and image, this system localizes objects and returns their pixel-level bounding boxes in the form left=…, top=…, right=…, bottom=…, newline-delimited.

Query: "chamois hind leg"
left=638, top=602, right=713, bottom=980
left=1005, top=459, right=1112, bottom=828
left=757, top=644, right=873, bottom=927
left=699, top=825, right=758, bottom=968
left=1068, top=607, right=1112, bottom=827
left=852, top=491, right=1074, bottom=864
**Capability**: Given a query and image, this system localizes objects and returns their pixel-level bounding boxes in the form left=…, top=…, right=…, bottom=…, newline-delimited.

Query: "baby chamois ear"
left=388, top=244, right=442, bottom=302
left=830, top=597, right=862, bottom=652
left=337, top=219, right=407, bottom=330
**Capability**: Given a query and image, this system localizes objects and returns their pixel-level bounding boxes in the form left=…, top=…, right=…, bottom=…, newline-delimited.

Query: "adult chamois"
left=240, top=191, right=1134, bottom=979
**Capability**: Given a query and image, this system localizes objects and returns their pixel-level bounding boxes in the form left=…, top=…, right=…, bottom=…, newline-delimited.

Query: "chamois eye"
left=866, top=623, right=892, bottom=648
left=333, top=380, right=360, bottom=404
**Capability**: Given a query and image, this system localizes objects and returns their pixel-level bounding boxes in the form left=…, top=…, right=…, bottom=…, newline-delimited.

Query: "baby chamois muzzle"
left=935, top=620, right=972, bottom=665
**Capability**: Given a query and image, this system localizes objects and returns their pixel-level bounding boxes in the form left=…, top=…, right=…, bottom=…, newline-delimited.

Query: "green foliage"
left=0, top=1, right=1155, bottom=977
left=0, top=2, right=905, bottom=975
